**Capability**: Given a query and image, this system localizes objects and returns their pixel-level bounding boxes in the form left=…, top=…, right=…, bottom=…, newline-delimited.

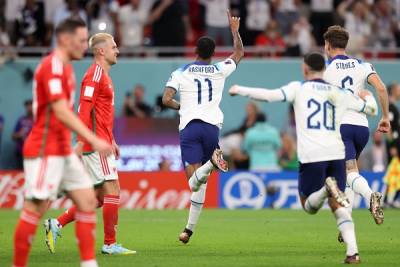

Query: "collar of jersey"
left=327, top=54, right=349, bottom=64
left=181, top=61, right=210, bottom=72
left=307, top=78, right=328, bottom=84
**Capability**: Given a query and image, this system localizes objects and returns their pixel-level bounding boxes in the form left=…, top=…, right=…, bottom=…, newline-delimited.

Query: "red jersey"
left=24, top=52, right=76, bottom=157
left=77, top=63, right=115, bottom=152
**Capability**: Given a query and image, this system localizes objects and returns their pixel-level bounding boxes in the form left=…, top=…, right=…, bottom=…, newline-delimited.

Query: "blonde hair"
left=88, top=33, right=114, bottom=50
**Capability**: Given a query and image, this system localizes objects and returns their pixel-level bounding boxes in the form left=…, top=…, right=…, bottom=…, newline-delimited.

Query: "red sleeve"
left=42, top=63, right=66, bottom=102
left=77, top=73, right=101, bottom=141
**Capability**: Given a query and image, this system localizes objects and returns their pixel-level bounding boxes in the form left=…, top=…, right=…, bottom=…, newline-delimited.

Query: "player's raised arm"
left=162, top=87, right=180, bottom=110
left=368, top=73, right=390, bottom=132
left=227, top=10, right=244, bottom=65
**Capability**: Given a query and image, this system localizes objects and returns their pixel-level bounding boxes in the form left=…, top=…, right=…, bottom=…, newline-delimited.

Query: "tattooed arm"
left=227, top=10, right=244, bottom=65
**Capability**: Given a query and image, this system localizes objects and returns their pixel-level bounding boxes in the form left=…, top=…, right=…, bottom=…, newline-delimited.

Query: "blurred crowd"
left=0, top=0, right=400, bottom=57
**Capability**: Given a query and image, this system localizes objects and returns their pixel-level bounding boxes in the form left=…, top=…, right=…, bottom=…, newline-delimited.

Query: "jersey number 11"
left=194, top=78, right=213, bottom=104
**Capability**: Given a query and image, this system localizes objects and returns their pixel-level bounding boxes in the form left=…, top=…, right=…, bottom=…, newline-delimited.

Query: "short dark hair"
left=323, top=25, right=349, bottom=49
left=304, top=52, right=326, bottom=72
left=196, top=36, right=215, bottom=59
left=55, top=18, right=87, bottom=36
left=24, top=99, right=32, bottom=106
left=255, top=113, right=267, bottom=123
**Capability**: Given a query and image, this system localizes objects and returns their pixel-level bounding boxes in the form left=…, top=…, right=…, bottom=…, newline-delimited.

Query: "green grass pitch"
left=1, top=209, right=399, bottom=267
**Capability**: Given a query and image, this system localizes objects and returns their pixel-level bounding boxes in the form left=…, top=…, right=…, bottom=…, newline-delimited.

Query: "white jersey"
left=323, top=55, right=376, bottom=127
left=281, top=80, right=373, bottom=163
left=166, top=58, right=236, bottom=131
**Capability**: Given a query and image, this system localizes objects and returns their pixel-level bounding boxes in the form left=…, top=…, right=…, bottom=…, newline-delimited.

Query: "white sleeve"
left=336, top=89, right=378, bottom=116
left=215, top=58, right=237, bottom=78
left=280, top=81, right=301, bottom=102
left=232, top=81, right=300, bottom=103
left=165, top=71, right=180, bottom=91
left=363, top=62, right=377, bottom=82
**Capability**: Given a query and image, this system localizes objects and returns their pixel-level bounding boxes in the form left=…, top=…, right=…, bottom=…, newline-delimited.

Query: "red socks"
left=57, top=206, right=76, bottom=227
left=75, top=211, right=97, bottom=262
left=13, top=209, right=40, bottom=267
left=57, top=197, right=103, bottom=228
left=103, top=195, right=120, bottom=245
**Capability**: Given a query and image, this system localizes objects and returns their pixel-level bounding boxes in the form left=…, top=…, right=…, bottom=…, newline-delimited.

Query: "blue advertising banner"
left=219, top=171, right=386, bottom=209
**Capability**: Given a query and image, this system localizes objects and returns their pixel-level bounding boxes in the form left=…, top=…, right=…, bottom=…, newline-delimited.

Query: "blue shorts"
left=180, top=119, right=220, bottom=167
left=340, top=124, right=369, bottom=160
left=298, top=160, right=346, bottom=198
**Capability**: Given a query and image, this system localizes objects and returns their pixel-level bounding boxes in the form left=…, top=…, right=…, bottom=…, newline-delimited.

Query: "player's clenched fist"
left=227, top=10, right=240, bottom=32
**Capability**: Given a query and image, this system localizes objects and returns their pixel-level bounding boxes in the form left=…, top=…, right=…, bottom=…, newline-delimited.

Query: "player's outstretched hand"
left=92, top=138, right=113, bottom=156
left=377, top=118, right=391, bottom=133
left=227, top=10, right=240, bottom=32
left=229, top=85, right=239, bottom=96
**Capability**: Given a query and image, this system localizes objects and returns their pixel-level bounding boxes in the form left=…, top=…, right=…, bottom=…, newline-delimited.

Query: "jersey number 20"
left=307, top=99, right=335, bottom=131
left=194, top=78, right=213, bottom=104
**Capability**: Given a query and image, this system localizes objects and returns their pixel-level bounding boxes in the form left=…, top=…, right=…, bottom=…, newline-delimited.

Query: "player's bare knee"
left=103, top=180, right=120, bottom=196
left=345, top=159, right=358, bottom=174
left=71, top=188, right=97, bottom=212
left=23, top=199, right=48, bottom=217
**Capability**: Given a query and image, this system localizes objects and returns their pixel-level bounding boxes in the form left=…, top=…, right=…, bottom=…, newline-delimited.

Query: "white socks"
left=186, top=183, right=207, bottom=231
left=335, top=207, right=358, bottom=256
left=347, top=172, right=372, bottom=208
left=188, top=161, right=214, bottom=192
left=81, top=260, right=98, bottom=267
left=304, top=186, right=328, bottom=214
left=344, top=186, right=355, bottom=214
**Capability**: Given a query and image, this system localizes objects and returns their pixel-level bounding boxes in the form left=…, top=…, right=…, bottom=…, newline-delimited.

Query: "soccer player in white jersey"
left=323, top=25, right=389, bottom=225
left=229, top=53, right=378, bottom=264
left=162, top=10, right=244, bottom=244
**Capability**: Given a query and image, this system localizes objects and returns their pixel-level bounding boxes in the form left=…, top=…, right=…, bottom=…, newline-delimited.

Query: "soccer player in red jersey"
left=13, top=19, right=113, bottom=267
left=44, top=33, right=135, bottom=255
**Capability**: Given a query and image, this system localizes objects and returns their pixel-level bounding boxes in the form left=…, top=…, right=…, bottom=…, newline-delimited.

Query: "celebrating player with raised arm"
left=13, top=19, right=113, bottom=267
left=162, top=10, right=244, bottom=244
left=230, top=53, right=378, bottom=264
left=323, top=25, right=387, bottom=225
left=43, top=33, right=135, bottom=255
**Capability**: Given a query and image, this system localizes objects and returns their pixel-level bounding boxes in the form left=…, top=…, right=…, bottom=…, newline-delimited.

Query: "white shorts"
left=81, top=152, right=118, bottom=186
left=23, top=154, right=93, bottom=200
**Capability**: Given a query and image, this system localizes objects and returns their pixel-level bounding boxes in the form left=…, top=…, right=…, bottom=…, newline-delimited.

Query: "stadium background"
left=0, top=0, right=400, bottom=211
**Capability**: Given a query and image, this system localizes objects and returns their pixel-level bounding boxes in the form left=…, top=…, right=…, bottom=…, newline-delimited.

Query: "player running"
left=162, top=10, right=244, bottom=244
left=43, top=33, right=135, bottom=255
left=229, top=52, right=378, bottom=264
left=323, top=25, right=389, bottom=225
left=13, top=19, right=113, bottom=267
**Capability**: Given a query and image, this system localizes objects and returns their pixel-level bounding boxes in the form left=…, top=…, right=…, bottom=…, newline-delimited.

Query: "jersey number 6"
left=307, top=99, right=336, bottom=131
left=194, top=78, right=213, bottom=104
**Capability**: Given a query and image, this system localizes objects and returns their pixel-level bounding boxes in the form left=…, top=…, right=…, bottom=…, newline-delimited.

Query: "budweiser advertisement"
left=0, top=171, right=219, bottom=209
